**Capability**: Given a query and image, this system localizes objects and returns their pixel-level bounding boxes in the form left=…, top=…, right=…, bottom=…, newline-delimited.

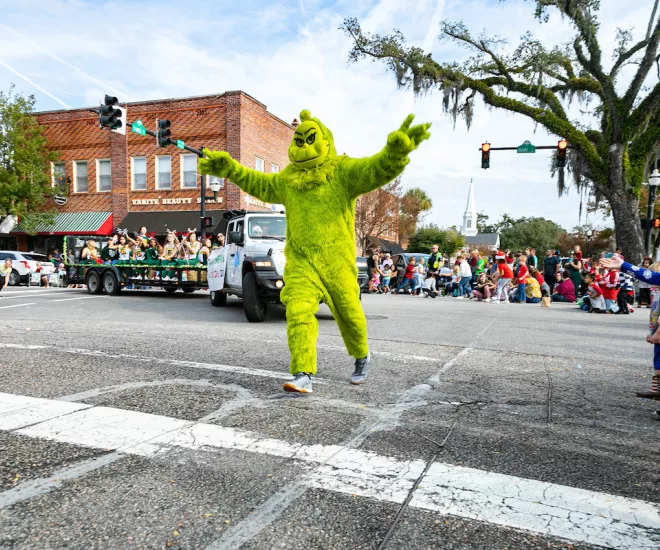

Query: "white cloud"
left=0, top=0, right=653, bottom=233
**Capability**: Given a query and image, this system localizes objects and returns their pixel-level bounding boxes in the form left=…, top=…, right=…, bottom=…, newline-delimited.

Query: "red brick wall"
left=34, top=91, right=293, bottom=221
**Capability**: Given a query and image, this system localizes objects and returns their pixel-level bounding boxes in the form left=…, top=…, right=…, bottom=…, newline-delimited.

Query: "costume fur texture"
left=199, top=110, right=431, bottom=374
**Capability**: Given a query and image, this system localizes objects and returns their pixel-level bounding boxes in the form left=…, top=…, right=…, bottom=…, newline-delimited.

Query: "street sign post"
left=516, top=140, right=536, bottom=154
left=176, top=139, right=185, bottom=149
left=131, top=120, right=147, bottom=136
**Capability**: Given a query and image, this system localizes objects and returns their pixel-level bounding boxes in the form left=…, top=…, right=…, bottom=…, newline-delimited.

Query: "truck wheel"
left=86, top=271, right=102, bottom=295
left=182, top=288, right=196, bottom=294
left=102, top=271, right=120, bottom=295
left=164, top=286, right=177, bottom=294
left=243, top=271, right=267, bottom=322
left=210, top=290, right=227, bottom=306
left=9, top=269, right=20, bottom=286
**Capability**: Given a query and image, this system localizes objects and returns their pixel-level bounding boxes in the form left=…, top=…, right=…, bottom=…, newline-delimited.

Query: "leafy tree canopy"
left=407, top=224, right=465, bottom=257
left=499, top=217, right=564, bottom=253
left=0, top=85, right=59, bottom=233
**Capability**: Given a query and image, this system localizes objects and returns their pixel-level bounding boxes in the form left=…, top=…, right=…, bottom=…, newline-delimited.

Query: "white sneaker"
left=456, top=296, right=464, bottom=299
left=484, top=298, right=491, bottom=302
left=162, top=276, right=170, bottom=281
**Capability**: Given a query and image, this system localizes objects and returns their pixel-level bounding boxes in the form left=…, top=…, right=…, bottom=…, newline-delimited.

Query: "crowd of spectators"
left=365, top=245, right=642, bottom=314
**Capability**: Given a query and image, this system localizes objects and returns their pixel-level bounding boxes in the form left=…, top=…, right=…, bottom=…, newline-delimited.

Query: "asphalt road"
left=0, top=285, right=659, bottom=550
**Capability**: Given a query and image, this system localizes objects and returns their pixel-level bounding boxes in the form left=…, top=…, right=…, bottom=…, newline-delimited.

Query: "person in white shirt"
left=456, top=255, right=472, bottom=298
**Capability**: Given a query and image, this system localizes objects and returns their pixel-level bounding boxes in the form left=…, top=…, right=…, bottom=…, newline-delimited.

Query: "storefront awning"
left=119, top=210, right=227, bottom=236
left=11, top=212, right=113, bottom=236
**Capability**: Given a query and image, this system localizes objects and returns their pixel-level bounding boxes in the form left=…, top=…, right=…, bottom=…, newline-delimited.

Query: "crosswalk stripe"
left=1, top=391, right=658, bottom=549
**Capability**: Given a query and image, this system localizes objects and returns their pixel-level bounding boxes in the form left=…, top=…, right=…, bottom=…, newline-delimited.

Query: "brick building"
left=9, top=91, right=294, bottom=252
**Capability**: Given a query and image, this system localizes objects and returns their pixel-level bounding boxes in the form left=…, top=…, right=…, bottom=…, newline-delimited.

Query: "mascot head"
left=288, top=110, right=336, bottom=170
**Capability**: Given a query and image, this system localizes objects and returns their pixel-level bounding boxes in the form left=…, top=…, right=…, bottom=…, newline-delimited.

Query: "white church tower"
left=461, top=179, right=477, bottom=237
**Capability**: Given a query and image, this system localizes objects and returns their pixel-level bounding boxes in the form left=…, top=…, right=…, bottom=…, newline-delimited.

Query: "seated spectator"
left=530, top=267, right=550, bottom=297
left=472, top=272, right=494, bottom=302
left=552, top=271, right=576, bottom=302
left=582, top=272, right=606, bottom=313
left=525, top=276, right=542, bottom=303
left=421, top=272, right=438, bottom=298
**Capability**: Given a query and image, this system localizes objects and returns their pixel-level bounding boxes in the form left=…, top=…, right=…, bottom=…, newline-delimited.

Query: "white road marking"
left=0, top=291, right=76, bottom=299
left=48, top=296, right=107, bottom=303
left=0, top=302, right=35, bottom=309
left=0, top=343, right=325, bottom=383
left=1, top=391, right=658, bottom=549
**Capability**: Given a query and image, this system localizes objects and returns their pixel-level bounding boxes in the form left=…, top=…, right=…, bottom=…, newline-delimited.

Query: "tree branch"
left=611, top=39, right=650, bottom=77
left=647, top=0, right=659, bottom=40
left=624, top=14, right=660, bottom=110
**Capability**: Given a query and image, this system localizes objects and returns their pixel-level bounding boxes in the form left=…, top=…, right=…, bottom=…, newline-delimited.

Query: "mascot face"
left=288, top=120, right=330, bottom=169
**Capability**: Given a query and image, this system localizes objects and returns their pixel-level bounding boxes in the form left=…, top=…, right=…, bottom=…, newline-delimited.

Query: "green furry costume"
left=199, top=111, right=430, bottom=375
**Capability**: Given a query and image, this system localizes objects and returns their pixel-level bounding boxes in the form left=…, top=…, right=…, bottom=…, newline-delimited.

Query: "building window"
left=97, top=159, right=112, bottom=192
left=74, top=161, right=88, bottom=193
left=272, top=163, right=279, bottom=173
left=467, top=220, right=472, bottom=228
left=52, top=162, right=65, bottom=188
left=156, top=156, right=171, bottom=190
left=181, top=154, right=197, bottom=188
left=132, top=157, right=147, bottom=190
left=255, top=157, right=265, bottom=172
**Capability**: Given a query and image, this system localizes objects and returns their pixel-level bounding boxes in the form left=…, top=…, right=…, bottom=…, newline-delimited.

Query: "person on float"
left=144, top=236, right=162, bottom=280
left=180, top=230, right=202, bottom=282
left=159, top=231, right=180, bottom=281
left=199, top=109, right=431, bottom=393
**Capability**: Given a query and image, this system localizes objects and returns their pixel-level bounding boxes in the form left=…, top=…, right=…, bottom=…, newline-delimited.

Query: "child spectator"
left=395, top=257, right=416, bottom=295
left=472, top=272, right=493, bottom=302
left=583, top=272, right=606, bottom=313
left=552, top=271, right=576, bottom=302
left=530, top=267, right=550, bottom=297
left=456, top=255, right=472, bottom=299
left=637, top=258, right=652, bottom=307
left=525, top=275, right=542, bottom=303
left=421, top=272, right=438, bottom=298
left=413, top=258, right=426, bottom=295
left=381, top=264, right=393, bottom=294
left=602, top=264, right=620, bottom=313
left=617, top=270, right=634, bottom=314
left=515, top=253, right=529, bottom=303
left=368, top=267, right=381, bottom=293
left=495, top=251, right=513, bottom=303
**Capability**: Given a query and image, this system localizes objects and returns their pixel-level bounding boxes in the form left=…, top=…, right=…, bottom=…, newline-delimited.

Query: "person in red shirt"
left=394, top=257, right=416, bottom=295
left=583, top=272, right=606, bottom=313
left=514, top=254, right=529, bottom=303
left=601, top=267, right=620, bottom=313
left=495, top=251, right=513, bottom=303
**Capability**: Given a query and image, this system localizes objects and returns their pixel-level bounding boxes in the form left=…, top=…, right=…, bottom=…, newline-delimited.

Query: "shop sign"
left=131, top=197, right=223, bottom=206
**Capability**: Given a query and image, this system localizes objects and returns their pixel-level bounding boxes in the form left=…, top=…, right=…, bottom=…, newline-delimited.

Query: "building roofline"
left=33, top=90, right=295, bottom=129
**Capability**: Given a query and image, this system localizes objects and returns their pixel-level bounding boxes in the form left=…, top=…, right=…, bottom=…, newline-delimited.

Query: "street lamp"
left=645, top=169, right=660, bottom=256
left=586, top=229, right=593, bottom=258
left=199, top=176, right=224, bottom=238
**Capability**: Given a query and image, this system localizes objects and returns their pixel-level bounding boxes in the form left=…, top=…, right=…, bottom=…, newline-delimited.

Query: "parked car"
left=390, top=252, right=431, bottom=290
left=0, top=251, right=56, bottom=286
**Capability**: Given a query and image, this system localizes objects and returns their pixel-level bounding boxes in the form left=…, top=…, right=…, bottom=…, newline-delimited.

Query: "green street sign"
left=131, top=120, right=147, bottom=136
left=176, top=139, right=185, bottom=149
left=517, top=140, right=536, bottom=153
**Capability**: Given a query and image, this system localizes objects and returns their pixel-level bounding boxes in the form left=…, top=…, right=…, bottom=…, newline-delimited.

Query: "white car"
left=0, top=251, right=56, bottom=286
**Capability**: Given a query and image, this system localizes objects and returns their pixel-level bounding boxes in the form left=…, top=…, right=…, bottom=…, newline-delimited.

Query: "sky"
left=0, top=0, right=655, bottom=232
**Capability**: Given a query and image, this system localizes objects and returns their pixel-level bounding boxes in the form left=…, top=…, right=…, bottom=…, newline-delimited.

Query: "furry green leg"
left=322, top=270, right=368, bottom=359
left=284, top=297, right=320, bottom=375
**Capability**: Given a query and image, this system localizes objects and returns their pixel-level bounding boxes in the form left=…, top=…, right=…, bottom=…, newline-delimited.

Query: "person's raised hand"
left=387, top=114, right=432, bottom=157
left=599, top=254, right=624, bottom=270
left=198, top=149, right=236, bottom=178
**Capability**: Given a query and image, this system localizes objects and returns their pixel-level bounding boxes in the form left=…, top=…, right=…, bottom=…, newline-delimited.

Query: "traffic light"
left=557, top=139, right=568, bottom=168
left=99, top=95, right=126, bottom=135
left=157, top=119, right=171, bottom=147
left=654, top=218, right=660, bottom=229
left=203, top=216, right=215, bottom=227
left=481, top=143, right=490, bottom=169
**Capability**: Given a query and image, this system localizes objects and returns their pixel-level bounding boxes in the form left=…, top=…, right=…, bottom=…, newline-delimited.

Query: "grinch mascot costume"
left=199, top=111, right=430, bottom=393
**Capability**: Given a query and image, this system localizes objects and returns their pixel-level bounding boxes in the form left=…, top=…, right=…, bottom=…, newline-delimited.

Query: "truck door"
left=225, top=220, right=244, bottom=288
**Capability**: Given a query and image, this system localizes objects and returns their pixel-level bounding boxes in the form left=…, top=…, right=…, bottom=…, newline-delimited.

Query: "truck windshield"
left=248, top=216, right=286, bottom=240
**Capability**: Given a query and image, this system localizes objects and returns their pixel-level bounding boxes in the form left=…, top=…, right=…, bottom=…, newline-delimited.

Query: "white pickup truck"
left=207, top=210, right=369, bottom=322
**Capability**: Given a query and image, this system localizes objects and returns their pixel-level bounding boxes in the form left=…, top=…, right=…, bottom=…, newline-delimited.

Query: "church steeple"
left=461, top=179, right=477, bottom=237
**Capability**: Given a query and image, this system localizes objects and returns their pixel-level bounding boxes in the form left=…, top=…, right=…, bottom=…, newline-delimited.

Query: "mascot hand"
left=386, top=114, right=432, bottom=157
left=198, top=149, right=236, bottom=177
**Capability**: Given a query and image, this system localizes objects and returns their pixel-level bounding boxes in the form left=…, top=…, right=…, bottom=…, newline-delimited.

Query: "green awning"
left=11, top=212, right=113, bottom=235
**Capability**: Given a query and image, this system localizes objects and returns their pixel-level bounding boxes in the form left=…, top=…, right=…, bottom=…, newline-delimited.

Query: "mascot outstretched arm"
left=199, top=110, right=430, bottom=393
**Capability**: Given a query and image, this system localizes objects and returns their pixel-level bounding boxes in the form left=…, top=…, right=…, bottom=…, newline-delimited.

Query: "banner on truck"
left=207, top=247, right=228, bottom=291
